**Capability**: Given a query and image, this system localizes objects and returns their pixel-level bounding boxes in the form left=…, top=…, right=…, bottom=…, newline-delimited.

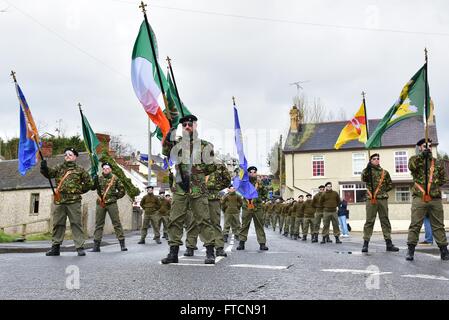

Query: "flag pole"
left=362, top=91, right=375, bottom=203
left=424, top=48, right=430, bottom=200
left=166, top=56, right=185, bottom=118
left=11, top=70, right=55, bottom=195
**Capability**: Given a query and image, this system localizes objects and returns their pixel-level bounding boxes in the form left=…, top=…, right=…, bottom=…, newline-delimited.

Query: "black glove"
left=167, top=127, right=177, bottom=143
left=366, top=162, right=372, bottom=169
left=40, top=159, right=48, bottom=171
left=93, top=176, right=100, bottom=190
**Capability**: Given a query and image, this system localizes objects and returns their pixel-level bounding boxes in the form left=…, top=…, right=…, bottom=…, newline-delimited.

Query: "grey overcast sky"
left=1, top=0, right=449, bottom=173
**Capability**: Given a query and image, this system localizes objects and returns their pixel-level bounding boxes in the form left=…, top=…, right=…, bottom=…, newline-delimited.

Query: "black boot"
left=155, top=238, right=162, bottom=244
left=320, top=235, right=326, bottom=244
left=302, top=235, right=307, bottom=241
left=45, top=244, right=60, bottom=256
left=236, top=240, right=245, bottom=250
left=326, top=235, right=333, bottom=243
left=77, top=248, right=86, bottom=256
left=184, top=247, right=194, bottom=256
left=439, top=246, right=449, bottom=261
left=216, top=247, right=227, bottom=257
left=405, top=244, right=415, bottom=261
left=90, top=240, right=101, bottom=252
left=137, top=239, right=145, bottom=244
left=283, top=231, right=288, bottom=237
left=386, top=239, right=399, bottom=252
left=312, top=234, right=318, bottom=243
left=205, top=245, right=215, bottom=264
left=119, top=239, right=128, bottom=251
left=235, top=234, right=239, bottom=241
left=223, top=234, right=228, bottom=243
left=362, top=240, right=369, bottom=253
left=293, top=235, right=298, bottom=240
left=335, top=236, right=342, bottom=244
left=162, top=233, right=168, bottom=239
left=259, top=243, right=269, bottom=250
left=161, top=246, right=179, bottom=264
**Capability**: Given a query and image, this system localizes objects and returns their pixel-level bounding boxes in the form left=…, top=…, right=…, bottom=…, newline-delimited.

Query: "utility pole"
left=279, top=134, right=283, bottom=198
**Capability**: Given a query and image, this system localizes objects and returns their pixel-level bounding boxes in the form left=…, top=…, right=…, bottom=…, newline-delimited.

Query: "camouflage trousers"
left=293, top=217, right=304, bottom=236
left=186, top=199, right=224, bottom=249
left=313, top=210, right=324, bottom=234
left=322, top=210, right=340, bottom=237
left=159, top=215, right=169, bottom=235
left=52, top=201, right=85, bottom=249
left=264, top=212, right=272, bottom=227
left=302, top=217, right=314, bottom=236
left=223, top=209, right=241, bottom=236
left=141, top=211, right=161, bottom=240
left=238, top=207, right=267, bottom=244
left=168, top=194, right=214, bottom=247
left=283, top=216, right=291, bottom=234
left=363, top=199, right=392, bottom=241
left=407, top=197, right=448, bottom=247
left=272, top=214, right=281, bottom=231
left=94, top=202, right=125, bottom=241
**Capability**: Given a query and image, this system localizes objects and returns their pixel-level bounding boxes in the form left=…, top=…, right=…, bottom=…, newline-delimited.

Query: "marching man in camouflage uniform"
left=311, top=185, right=325, bottom=243
left=302, top=194, right=315, bottom=241
left=272, top=198, right=282, bottom=232
left=91, top=162, right=127, bottom=252
left=161, top=114, right=217, bottom=265
left=361, top=153, right=399, bottom=253
left=293, top=195, right=304, bottom=240
left=236, top=166, right=269, bottom=251
left=222, top=185, right=243, bottom=243
left=406, top=139, right=449, bottom=261
left=40, top=147, right=93, bottom=256
left=158, top=191, right=171, bottom=240
left=184, top=163, right=231, bottom=257
left=319, top=182, right=342, bottom=244
left=138, top=186, right=161, bottom=244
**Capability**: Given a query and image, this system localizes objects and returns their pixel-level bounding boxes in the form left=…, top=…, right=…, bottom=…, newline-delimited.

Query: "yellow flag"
left=334, top=102, right=367, bottom=149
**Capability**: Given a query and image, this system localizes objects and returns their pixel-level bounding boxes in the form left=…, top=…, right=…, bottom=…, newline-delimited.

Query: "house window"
left=30, top=193, right=40, bottom=215
left=396, top=186, right=411, bottom=202
left=341, top=183, right=367, bottom=204
left=352, top=153, right=366, bottom=175
left=395, top=151, right=408, bottom=173
left=312, top=155, right=325, bottom=177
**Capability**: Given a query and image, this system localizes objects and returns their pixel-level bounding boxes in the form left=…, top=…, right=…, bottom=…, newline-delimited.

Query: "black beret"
left=306, top=194, right=312, bottom=197
left=298, top=195, right=304, bottom=198
left=102, top=162, right=112, bottom=168
left=325, top=182, right=332, bottom=186
left=159, top=190, right=165, bottom=194
left=416, top=138, right=432, bottom=146
left=146, top=185, right=154, bottom=190
left=64, top=147, right=78, bottom=157
left=369, top=153, right=380, bottom=160
left=179, top=114, right=198, bottom=123
left=319, top=185, right=325, bottom=189
left=247, top=166, right=257, bottom=172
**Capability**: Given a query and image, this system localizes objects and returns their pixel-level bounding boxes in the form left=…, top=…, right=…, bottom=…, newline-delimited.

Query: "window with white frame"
left=340, top=183, right=367, bottom=204
left=312, top=155, right=325, bottom=177
left=395, top=186, right=411, bottom=202
left=395, top=151, right=408, bottom=173
left=30, top=193, right=40, bottom=215
left=352, top=153, right=366, bottom=175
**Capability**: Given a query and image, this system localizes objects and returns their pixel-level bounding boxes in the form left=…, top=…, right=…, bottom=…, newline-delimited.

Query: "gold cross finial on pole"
left=78, top=102, right=82, bottom=111
left=361, top=91, right=366, bottom=99
left=139, top=1, right=147, bottom=13
left=424, top=47, right=428, bottom=62
left=232, top=96, right=236, bottom=106
left=10, top=70, right=17, bottom=83
left=166, top=56, right=171, bottom=65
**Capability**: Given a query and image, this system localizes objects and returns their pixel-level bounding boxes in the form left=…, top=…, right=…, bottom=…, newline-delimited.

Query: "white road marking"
left=401, top=274, right=449, bottom=281
left=159, top=262, right=215, bottom=267
left=225, top=244, right=233, bottom=253
left=322, top=269, right=392, bottom=276
left=229, top=264, right=289, bottom=270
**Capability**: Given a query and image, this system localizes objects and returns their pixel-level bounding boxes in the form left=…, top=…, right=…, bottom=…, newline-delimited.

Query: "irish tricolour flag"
left=131, top=21, right=170, bottom=139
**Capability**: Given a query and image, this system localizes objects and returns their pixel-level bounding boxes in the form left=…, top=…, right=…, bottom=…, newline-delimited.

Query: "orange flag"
left=334, top=102, right=367, bottom=149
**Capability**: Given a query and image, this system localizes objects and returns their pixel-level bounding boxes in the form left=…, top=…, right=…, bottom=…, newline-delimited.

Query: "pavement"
left=1, top=224, right=449, bottom=300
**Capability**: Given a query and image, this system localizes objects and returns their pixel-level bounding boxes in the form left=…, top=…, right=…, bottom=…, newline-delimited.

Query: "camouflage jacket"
left=96, top=173, right=125, bottom=205
left=140, top=193, right=161, bottom=214
left=158, top=197, right=171, bottom=216
left=294, top=201, right=304, bottom=218
left=221, top=192, right=243, bottom=214
left=281, top=203, right=289, bottom=216
left=302, top=199, right=316, bottom=218
left=361, top=165, right=393, bottom=200
left=409, top=154, right=448, bottom=199
left=42, top=160, right=93, bottom=204
left=207, top=164, right=231, bottom=201
left=163, top=134, right=217, bottom=197
left=319, top=190, right=341, bottom=211
left=242, top=177, right=268, bottom=210
left=312, top=193, right=324, bottom=210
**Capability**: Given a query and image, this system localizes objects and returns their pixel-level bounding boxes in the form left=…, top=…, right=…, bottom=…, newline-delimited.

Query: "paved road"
left=1, top=226, right=448, bottom=300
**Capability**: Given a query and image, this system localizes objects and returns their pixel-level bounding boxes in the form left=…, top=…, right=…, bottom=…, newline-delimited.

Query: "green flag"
left=153, top=71, right=191, bottom=140
left=80, top=110, right=100, bottom=178
left=366, top=65, right=429, bottom=149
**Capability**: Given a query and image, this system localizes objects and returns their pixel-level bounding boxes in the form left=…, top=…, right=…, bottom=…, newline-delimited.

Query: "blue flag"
left=16, top=83, right=40, bottom=176
left=232, top=105, right=258, bottom=199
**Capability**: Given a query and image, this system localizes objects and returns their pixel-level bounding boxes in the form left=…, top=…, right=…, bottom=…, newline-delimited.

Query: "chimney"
left=39, top=141, right=53, bottom=159
left=95, top=133, right=111, bottom=155
left=289, top=105, right=300, bottom=133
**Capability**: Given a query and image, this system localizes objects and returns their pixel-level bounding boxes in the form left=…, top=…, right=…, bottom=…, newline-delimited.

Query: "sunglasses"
left=182, top=122, right=194, bottom=128
left=372, top=157, right=380, bottom=160
left=64, top=152, right=75, bottom=157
